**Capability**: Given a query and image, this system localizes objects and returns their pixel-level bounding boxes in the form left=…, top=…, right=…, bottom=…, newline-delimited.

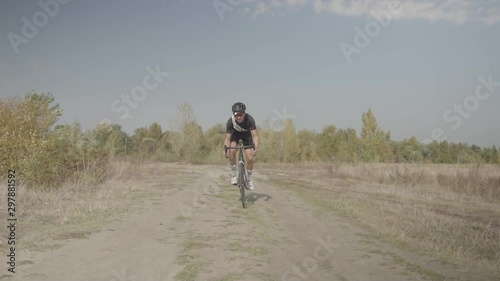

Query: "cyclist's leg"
left=228, top=134, right=239, bottom=165
left=242, top=135, right=255, bottom=170
left=242, top=135, right=255, bottom=189
left=229, top=135, right=240, bottom=185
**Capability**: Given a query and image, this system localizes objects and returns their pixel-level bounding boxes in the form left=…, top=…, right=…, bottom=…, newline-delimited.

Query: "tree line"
left=1, top=92, right=498, bottom=188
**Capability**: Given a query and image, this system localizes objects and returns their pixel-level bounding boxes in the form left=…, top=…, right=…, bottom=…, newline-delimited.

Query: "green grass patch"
left=175, top=239, right=212, bottom=281
left=174, top=259, right=211, bottom=281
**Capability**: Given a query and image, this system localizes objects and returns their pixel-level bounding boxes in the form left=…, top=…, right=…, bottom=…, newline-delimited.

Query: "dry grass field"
left=260, top=162, right=500, bottom=276
left=1, top=161, right=498, bottom=281
left=0, top=161, right=191, bottom=255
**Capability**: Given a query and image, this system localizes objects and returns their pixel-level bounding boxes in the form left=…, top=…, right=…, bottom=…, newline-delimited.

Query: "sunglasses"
left=234, top=112, right=245, bottom=117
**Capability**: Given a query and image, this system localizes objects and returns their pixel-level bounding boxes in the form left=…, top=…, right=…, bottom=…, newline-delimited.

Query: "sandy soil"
left=6, top=164, right=484, bottom=281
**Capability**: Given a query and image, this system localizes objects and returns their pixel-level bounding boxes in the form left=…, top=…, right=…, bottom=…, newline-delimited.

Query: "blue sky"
left=1, top=0, right=499, bottom=147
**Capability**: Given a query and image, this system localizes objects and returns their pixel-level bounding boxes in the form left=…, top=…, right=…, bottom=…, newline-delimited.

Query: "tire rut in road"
left=12, top=164, right=203, bottom=281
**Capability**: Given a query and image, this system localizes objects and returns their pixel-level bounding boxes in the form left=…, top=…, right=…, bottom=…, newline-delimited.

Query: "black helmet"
left=232, top=102, right=246, bottom=115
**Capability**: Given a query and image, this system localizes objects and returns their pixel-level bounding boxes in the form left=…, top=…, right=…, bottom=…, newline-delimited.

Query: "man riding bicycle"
left=223, top=102, right=259, bottom=190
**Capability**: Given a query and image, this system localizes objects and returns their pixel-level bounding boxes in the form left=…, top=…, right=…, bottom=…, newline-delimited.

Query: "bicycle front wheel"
left=239, top=163, right=247, bottom=209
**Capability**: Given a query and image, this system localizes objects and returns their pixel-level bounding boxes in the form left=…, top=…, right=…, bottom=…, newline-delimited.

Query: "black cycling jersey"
left=226, top=113, right=257, bottom=136
left=226, top=113, right=256, bottom=148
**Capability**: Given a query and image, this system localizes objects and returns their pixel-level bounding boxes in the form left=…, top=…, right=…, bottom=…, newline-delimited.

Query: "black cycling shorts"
left=230, top=134, right=254, bottom=149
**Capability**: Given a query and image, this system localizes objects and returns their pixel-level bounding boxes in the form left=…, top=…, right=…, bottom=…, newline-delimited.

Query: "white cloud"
left=255, top=1, right=269, bottom=15
left=240, top=0, right=500, bottom=25
left=238, top=0, right=307, bottom=17
left=482, top=6, right=500, bottom=24
left=272, top=0, right=309, bottom=7
left=390, top=0, right=470, bottom=24
left=312, top=0, right=474, bottom=24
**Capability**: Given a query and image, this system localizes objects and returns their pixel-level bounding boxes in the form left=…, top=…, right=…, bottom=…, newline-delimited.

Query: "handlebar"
left=224, top=145, right=255, bottom=153
left=224, top=145, right=255, bottom=149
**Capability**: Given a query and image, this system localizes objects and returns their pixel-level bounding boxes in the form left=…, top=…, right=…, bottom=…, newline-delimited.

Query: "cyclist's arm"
left=251, top=129, right=259, bottom=152
left=224, top=118, right=233, bottom=151
left=224, top=133, right=232, bottom=149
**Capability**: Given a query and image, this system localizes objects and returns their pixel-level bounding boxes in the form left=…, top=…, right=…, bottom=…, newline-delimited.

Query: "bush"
left=1, top=93, right=110, bottom=188
left=0, top=93, right=62, bottom=186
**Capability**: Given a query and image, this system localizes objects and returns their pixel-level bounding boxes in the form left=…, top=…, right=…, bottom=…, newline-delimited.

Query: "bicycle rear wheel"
left=239, top=163, right=247, bottom=209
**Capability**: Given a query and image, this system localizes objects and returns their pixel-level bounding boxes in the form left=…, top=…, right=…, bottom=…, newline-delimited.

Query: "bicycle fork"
left=238, top=160, right=248, bottom=189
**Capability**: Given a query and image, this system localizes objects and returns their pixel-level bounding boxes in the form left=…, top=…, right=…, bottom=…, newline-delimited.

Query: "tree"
left=148, top=122, right=163, bottom=141
left=493, top=146, right=499, bottom=164
left=170, top=103, right=204, bottom=162
left=105, top=125, right=130, bottom=157
left=132, top=122, right=164, bottom=157
left=482, top=146, right=499, bottom=164
left=257, top=126, right=279, bottom=163
left=471, top=144, right=482, bottom=154
left=360, top=108, right=390, bottom=162
left=0, top=92, right=62, bottom=177
left=319, top=125, right=341, bottom=161
left=22, top=92, right=62, bottom=137
left=297, top=129, right=319, bottom=162
left=436, top=141, right=453, bottom=163
left=337, top=128, right=362, bottom=163
left=361, top=108, right=379, bottom=141
left=400, top=137, right=423, bottom=163
left=204, top=123, right=226, bottom=153
left=92, top=122, right=113, bottom=146
left=279, top=119, right=300, bottom=163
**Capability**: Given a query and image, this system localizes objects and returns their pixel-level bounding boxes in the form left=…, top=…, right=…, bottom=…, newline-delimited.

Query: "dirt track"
left=7, top=164, right=481, bottom=281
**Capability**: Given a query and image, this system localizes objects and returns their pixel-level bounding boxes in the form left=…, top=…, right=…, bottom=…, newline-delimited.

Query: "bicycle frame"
left=225, top=143, right=254, bottom=208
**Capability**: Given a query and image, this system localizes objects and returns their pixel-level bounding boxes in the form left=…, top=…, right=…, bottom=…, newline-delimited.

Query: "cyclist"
left=223, top=102, right=259, bottom=190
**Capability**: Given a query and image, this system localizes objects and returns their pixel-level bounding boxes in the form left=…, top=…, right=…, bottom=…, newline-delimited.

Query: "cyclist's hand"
left=253, top=148, right=257, bottom=157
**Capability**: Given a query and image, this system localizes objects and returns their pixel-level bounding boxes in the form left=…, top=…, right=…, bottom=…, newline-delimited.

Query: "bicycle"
left=224, top=143, right=254, bottom=209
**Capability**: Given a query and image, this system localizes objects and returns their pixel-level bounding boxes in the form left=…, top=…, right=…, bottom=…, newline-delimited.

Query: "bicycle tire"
left=239, top=162, right=247, bottom=209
